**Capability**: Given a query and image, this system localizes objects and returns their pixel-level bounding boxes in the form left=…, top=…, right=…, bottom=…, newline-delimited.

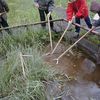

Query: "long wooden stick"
left=55, top=27, right=95, bottom=64
left=63, top=19, right=99, bottom=36
left=47, top=13, right=53, bottom=51
left=19, top=52, right=26, bottom=78
left=51, top=19, right=73, bottom=54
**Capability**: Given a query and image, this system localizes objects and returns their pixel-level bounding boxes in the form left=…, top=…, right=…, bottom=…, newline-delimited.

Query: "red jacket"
left=66, top=0, right=89, bottom=21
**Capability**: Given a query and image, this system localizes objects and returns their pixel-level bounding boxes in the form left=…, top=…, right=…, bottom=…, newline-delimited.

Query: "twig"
left=64, top=74, right=72, bottom=81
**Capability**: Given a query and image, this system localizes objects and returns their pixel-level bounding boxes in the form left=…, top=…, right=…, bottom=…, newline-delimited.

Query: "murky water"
left=44, top=43, right=100, bottom=100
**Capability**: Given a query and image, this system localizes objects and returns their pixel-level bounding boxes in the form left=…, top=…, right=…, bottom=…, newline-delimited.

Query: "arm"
left=48, top=0, right=54, bottom=12
left=1, top=0, right=9, bottom=12
left=34, top=0, right=39, bottom=8
left=66, top=2, right=74, bottom=21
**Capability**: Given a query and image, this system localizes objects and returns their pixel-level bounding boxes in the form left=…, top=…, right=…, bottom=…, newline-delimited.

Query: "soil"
left=43, top=43, right=100, bottom=100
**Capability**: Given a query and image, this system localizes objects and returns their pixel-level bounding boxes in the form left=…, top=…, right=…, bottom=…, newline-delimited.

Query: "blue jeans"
left=75, top=16, right=92, bottom=33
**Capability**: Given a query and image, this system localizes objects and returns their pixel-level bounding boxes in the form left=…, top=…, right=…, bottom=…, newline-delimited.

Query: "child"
left=34, top=0, right=54, bottom=30
left=90, top=0, right=100, bottom=64
left=90, top=0, right=100, bottom=27
left=66, top=0, right=92, bottom=38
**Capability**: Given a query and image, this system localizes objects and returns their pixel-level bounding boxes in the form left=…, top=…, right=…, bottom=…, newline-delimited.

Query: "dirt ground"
left=43, top=43, right=100, bottom=100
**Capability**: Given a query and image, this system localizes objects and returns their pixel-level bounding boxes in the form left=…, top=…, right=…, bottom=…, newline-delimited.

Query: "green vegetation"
left=0, top=26, right=58, bottom=99
left=0, top=0, right=100, bottom=99
left=0, top=47, right=56, bottom=100
left=0, top=28, right=50, bottom=56
left=7, top=0, right=98, bottom=25
left=8, top=0, right=39, bottom=25
left=0, top=26, right=59, bottom=100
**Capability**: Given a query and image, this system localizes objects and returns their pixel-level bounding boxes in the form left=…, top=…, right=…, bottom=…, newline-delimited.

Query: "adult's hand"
left=47, top=12, right=51, bottom=18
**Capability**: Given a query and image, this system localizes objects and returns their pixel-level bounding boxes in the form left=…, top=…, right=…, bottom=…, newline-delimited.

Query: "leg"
left=1, top=18, right=11, bottom=34
left=84, top=16, right=92, bottom=28
left=72, top=17, right=81, bottom=38
left=38, top=9, right=46, bottom=27
left=75, top=17, right=81, bottom=33
left=45, top=9, right=53, bottom=28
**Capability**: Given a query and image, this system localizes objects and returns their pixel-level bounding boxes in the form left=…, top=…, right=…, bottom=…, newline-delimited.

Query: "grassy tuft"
left=0, top=47, right=56, bottom=100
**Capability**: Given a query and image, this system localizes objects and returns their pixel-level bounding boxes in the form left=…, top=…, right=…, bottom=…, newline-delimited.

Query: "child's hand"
left=34, top=2, right=39, bottom=8
left=68, top=21, right=72, bottom=24
left=72, top=16, right=75, bottom=19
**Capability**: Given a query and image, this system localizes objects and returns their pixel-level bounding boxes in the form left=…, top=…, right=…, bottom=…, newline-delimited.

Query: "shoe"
left=72, top=32, right=79, bottom=39
left=51, top=27, right=58, bottom=33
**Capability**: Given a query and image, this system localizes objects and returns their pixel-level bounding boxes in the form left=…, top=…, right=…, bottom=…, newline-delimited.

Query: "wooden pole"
left=47, top=12, right=53, bottom=51
left=51, top=19, right=73, bottom=54
left=63, top=19, right=99, bottom=36
left=55, top=27, right=95, bottom=64
left=19, top=52, right=26, bottom=78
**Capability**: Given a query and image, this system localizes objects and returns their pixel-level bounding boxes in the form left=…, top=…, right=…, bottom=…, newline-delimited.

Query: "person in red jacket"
left=66, top=0, right=92, bottom=38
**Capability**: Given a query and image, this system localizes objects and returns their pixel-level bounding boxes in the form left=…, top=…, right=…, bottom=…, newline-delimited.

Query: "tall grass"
left=0, top=27, right=49, bottom=56
left=0, top=25, right=56, bottom=100
left=0, top=47, right=56, bottom=100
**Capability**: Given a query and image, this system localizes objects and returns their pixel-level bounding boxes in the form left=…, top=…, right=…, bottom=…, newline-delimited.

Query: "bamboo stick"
left=19, top=52, right=26, bottom=78
left=63, top=19, right=99, bottom=35
left=54, top=27, right=95, bottom=64
left=51, top=18, right=74, bottom=54
left=47, top=12, right=53, bottom=51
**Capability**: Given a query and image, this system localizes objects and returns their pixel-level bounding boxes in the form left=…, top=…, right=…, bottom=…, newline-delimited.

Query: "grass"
left=0, top=19, right=57, bottom=99
left=0, top=27, right=50, bottom=56
left=0, top=47, right=57, bottom=100
left=8, top=0, right=39, bottom=25
left=7, top=0, right=68, bottom=25
left=0, top=0, right=100, bottom=99
left=7, top=0, right=99, bottom=26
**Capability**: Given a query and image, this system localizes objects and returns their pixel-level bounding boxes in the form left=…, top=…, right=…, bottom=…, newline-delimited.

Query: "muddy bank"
left=44, top=43, right=100, bottom=100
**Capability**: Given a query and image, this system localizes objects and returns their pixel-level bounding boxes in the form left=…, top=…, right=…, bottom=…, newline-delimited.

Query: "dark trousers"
left=0, top=17, right=11, bottom=34
left=75, top=16, right=92, bottom=33
left=38, top=9, right=53, bottom=28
